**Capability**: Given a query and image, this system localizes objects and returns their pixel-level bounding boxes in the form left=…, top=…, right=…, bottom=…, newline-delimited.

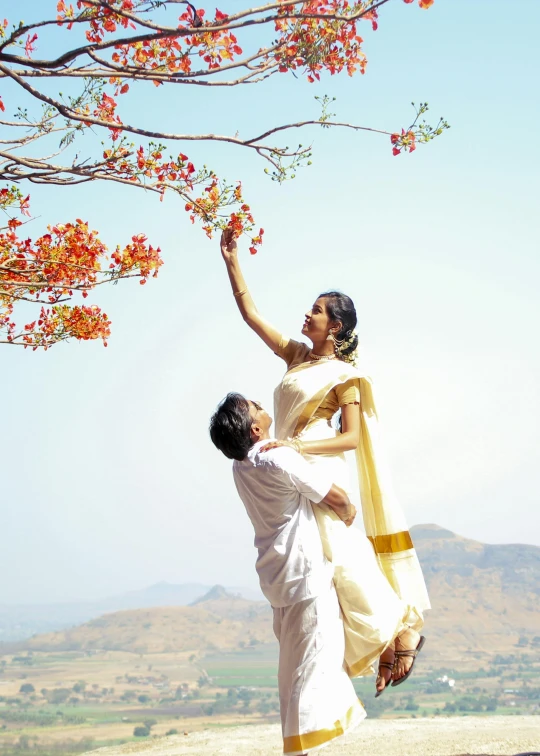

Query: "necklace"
left=308, top=351, right=336, bottom=362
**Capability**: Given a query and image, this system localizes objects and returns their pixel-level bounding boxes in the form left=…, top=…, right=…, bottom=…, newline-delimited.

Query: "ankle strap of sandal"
left=394, top=649, right=418, bottom=658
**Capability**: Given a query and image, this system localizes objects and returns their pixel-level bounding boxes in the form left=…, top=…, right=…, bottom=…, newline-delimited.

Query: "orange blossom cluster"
left=0, top=216, right=162, bottom=347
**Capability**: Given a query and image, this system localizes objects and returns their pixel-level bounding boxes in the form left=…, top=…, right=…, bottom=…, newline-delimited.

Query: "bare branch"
left=247, top=119, right=390, bottom=145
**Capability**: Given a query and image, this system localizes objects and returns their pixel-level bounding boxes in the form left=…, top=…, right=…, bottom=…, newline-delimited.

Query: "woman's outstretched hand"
left=220, top=228, right=238, bottom=264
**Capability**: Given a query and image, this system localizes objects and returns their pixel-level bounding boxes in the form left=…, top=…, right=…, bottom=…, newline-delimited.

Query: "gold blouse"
left=276, top=336, right=360, bottom=422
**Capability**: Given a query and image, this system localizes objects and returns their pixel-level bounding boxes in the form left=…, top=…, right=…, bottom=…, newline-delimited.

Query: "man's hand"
left=322, top=484, right=357, bottom=527
left=338, top=502, right=357, bottom=527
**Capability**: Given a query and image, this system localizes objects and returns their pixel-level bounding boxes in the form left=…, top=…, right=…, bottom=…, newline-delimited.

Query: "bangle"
left=234, top=288, right=247, bottom=298
left=290, top=438, right=305, bottom=454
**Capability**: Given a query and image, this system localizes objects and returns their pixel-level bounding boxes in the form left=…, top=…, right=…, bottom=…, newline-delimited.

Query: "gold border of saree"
left=367, top=530, right=414, bottom=554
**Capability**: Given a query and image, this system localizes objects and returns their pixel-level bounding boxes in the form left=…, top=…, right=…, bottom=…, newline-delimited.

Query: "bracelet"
left=233, top=288, right=247, bottom=298
left=290, top=438, right=305, bottom=454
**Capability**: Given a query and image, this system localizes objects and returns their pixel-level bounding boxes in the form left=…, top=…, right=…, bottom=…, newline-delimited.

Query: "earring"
left=332, top=333, right=345, bottom=355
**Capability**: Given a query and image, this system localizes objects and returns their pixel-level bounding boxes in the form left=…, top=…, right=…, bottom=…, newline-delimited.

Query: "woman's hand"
left=259, top=440, right=294, bottom=454
left=220, top=227, right=283, bottom=355
left=220, top=228, right=238, bottom=265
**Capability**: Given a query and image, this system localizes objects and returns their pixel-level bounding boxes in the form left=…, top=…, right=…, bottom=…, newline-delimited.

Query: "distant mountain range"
left=410, top=523, right=540, bottom=664
left=3, top=524, right=539, bottom=666
left=0, top=582, right=263, bottom=643
left=5, top=585, right=274, bottom=655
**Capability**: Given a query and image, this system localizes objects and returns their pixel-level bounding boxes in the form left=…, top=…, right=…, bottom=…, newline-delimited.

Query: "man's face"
left=248, top=400, right=273, bottom=438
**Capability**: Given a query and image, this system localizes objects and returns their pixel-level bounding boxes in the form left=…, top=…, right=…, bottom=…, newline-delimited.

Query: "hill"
left=0, top=582, right=263, bottom=643
left=189, top=585, right=271, bottom=622
left=9, top=525, right=540, bottom=664
left=13, top=587, right=273, bottom=654
left=410, top=524, right=540, bottom=662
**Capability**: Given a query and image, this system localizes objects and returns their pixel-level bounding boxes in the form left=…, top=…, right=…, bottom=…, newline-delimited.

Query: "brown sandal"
left=391, top=635, right=426, bottom=687
left=375, top=661, right=395, bottom=698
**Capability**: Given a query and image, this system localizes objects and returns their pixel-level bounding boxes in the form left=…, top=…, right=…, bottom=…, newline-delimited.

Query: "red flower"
left=25, top=33, right=38, bottom=57
left=20, top=195, right=31, bottom=217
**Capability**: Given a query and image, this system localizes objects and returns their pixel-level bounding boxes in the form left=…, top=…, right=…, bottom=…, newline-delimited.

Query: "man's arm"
left=321, top=484, right=357, bottom=527
left=273, top=447, right=357, bottom=527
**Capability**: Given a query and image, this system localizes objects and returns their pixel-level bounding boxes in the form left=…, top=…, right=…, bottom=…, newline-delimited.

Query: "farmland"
left=1, top=642, right=539, bottom=756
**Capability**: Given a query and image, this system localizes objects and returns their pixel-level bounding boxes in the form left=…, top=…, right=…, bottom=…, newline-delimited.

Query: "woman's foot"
left=392, top=628, right=421, bottom=682
left=375, top=646, right=395, bottom=697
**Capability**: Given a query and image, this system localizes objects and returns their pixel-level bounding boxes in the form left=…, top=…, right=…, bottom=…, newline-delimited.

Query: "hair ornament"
left=334, top=329, right=358, bottom=365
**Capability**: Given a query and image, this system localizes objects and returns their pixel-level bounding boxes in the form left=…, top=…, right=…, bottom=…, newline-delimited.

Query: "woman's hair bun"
left=318, top=290, right=359, bottom=364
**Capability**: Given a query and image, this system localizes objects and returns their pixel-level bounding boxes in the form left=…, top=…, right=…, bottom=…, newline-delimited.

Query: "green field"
left=202, top=649, right=540, bottom=721
left=204, top=646, right=278, bottom=688
left=1, top=646, right=539, bottom=756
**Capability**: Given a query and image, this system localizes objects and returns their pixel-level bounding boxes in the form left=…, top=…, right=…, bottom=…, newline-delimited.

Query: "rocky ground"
left=87, top=716, right=540, bottom=756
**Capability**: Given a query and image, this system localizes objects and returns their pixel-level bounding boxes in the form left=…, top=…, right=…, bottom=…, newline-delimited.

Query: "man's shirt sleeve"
left=272, top=447, right=333, bottom=504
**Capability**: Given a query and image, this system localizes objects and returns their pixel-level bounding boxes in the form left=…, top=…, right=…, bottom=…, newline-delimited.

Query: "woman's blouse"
left=275, top=336, right=360, bottom=422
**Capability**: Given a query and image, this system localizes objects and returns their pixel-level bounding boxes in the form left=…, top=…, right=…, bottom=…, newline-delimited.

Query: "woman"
left=220, top=229, right=430, bottom=695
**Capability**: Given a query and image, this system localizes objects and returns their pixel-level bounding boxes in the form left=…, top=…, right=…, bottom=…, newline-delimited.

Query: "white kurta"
left=233, top=441, right=334, bottom=607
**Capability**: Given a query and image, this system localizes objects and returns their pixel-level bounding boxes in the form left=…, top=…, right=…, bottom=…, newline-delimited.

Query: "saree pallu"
left=274, top=358, right=430, bottom=676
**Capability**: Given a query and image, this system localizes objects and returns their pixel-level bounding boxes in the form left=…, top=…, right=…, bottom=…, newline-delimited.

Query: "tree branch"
left=0, top=0, right=390, bottom=71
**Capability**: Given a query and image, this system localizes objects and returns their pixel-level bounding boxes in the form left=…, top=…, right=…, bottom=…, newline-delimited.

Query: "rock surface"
left=87, top=716, right=540, bottom=756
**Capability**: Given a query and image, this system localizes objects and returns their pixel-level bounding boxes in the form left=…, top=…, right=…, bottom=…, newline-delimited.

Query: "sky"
left=1, top=0, right=539, bottom=605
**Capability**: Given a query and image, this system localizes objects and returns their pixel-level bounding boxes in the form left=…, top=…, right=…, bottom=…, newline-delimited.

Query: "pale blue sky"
left=1, top=0, right=539, bottom=604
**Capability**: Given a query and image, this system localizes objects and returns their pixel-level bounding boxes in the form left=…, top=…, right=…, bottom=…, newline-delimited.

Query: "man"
left=210, top=393, right=366, bottom=756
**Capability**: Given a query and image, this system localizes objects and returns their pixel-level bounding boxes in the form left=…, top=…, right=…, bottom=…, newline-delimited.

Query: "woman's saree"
left=274, top=357, right=430, bottom=676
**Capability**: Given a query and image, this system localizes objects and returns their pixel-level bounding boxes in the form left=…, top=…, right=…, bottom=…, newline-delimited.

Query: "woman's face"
left=302, top=297, right=338, bottom=341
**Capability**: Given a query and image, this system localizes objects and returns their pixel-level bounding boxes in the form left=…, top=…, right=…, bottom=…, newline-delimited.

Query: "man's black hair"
left=209, top=392, right=253, bottom=461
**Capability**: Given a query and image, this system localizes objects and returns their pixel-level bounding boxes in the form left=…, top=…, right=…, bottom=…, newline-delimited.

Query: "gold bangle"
left=290, top=438, right=304, bottom=455
left=233, top=288, right=247, bottom=298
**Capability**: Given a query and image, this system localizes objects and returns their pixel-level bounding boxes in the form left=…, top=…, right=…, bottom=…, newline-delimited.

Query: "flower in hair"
left=336, top=329, right=358, bottom=365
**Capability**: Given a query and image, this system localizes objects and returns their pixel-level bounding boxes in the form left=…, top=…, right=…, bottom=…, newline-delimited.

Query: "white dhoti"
left=273, top=582, right=365, bottom=755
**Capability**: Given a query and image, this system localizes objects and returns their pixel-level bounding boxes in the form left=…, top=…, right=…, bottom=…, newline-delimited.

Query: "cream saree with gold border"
left=274, top=356, right=430, bottom=676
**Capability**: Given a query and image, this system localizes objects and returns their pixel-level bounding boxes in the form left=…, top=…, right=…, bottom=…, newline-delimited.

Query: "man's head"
left=209, top=393, right=272, bottom=461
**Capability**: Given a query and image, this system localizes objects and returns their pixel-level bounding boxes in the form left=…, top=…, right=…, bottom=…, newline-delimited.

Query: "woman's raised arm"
left=220, top=229, right=282, bottom=353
